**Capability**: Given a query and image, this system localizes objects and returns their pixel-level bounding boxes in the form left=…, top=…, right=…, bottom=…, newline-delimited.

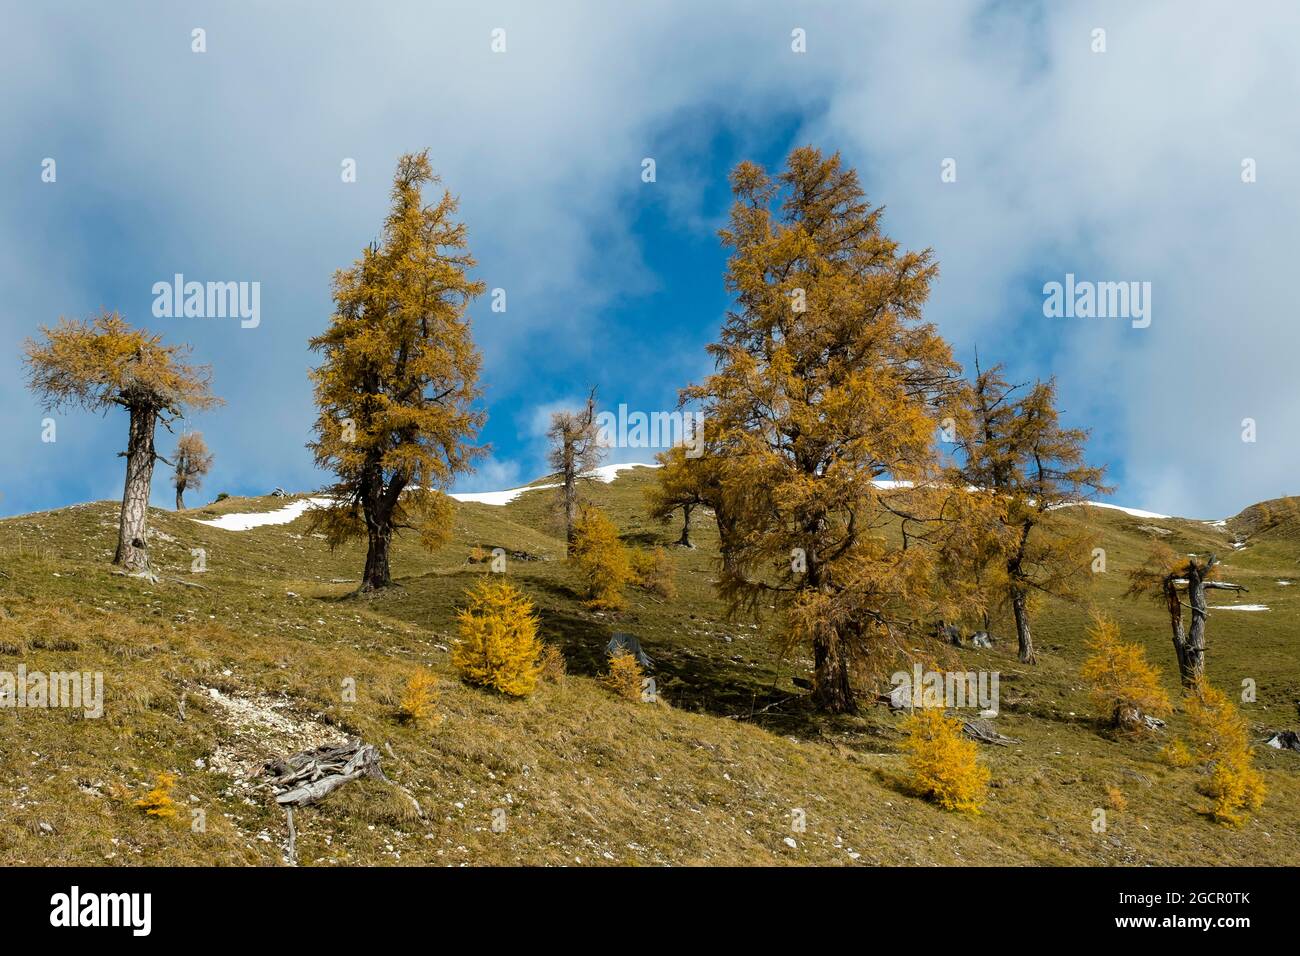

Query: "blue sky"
left=3, top=1, right=1298, bottom=519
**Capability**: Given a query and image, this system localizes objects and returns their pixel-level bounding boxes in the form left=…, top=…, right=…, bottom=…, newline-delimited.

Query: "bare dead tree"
left=547, top=387, right=601, bottom=555
left=1129, top=551, right=1248, bottom=687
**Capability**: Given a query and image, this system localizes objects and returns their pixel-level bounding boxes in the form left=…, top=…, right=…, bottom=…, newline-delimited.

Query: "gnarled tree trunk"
left=175, top=485, right=186, bottom=510
left=1011, top=586, right=1036, bottom=664
left=113, top=404, right=158, bottom=573
left=1163, top=555, right=1247, bottom=687
left=677, top=502, right=693, bottom=548
left=361, top=522, right=393, bottom=591
left=562, top=470, right=579, bottom=555
left=812, top=628, right=857, bottom=714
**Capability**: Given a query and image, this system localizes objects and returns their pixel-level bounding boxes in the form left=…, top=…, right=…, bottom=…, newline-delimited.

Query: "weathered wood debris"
left=961, top=718, right=1021, bottom=746
left=264, top=737, right=421, bottom=816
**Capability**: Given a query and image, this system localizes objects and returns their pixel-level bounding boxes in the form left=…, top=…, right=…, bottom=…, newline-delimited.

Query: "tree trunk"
left=677, top=503, right=693, bottom=548
left=812, top=629, right=857, bottom=714
left=361, top=521, right=393, bottom=591
left=1011, top=587, right=1036, bottom=663
left=113, top=404, right=158, bottom=573
left=175, top=484, right=185, bottom=511
left=1173, top=568, right=1209, bottom=687
left=563, top=470, right=578, bottom=556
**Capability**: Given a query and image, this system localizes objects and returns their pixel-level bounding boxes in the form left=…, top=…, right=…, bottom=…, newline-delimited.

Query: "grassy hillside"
left=1, top=468, right=1297, bottom=866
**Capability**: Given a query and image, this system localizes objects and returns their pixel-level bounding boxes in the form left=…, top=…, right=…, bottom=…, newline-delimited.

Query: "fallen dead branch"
left=265, top=737, right=422, bottom=817
left=961, top=717, right=1021, bottom=746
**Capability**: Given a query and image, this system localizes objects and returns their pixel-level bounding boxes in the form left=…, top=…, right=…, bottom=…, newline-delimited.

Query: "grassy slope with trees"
left=1, top=469, right=1297, bottom=866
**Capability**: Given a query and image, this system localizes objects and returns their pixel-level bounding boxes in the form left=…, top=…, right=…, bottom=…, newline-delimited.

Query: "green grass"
left=1, top=468, right=1297, bottom=865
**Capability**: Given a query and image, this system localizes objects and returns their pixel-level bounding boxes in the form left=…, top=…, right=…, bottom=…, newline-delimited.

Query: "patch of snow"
left=191, top=496, right=331, bottom=531
left=1204, top=519, right=1229, bottom=528
left=1078, top=501, right=1172, bottom=520
left=1278, top=580, right=1292, bottom=586
left=449, top=462, right=659, bottom=506
left=587, top=462, right=659, bottom=482
left=448, top=483, right=560, bottom=506
left=1216, top=604, right=1270, bottom=612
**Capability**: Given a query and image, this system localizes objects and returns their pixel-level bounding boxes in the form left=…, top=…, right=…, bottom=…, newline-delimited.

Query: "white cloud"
left=1, top=1, right=1297, bottom=518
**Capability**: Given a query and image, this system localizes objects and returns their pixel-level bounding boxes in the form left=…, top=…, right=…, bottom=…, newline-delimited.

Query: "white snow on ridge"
left=186, top=463, right=1187, bottom=530
left=449, top=462, right=659, bottom=506
left=191, top=496, right=331, bottom=531
left=1216, top=604, right=1270, bottom=612
left=191, top=464, right=665, bottom=529
left=1074, top=501, right=1172, bottom=520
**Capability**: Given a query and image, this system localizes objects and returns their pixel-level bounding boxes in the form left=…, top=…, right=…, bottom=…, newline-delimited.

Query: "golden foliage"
left=397, top=669, right=440, bottom=726
left=452, top=579, right=542, bottom=697
left=631, top=546, right=676, bottom=599
left=900, top=707, right=989, bottom=813
left=601, top=650, right=644, bottom=702
left=569, top=505, right=633, bottom=610
left=173, top=431, right=214, bottom=503
left=1079, top=613, right=1171, bottom=732
left=134, top=772, right=178, bottom=818
left=680, top=147, right=1014, bottom=710
left=1105, top=785, right=1128, bottom=812
left=950, top=364, right=1110, bottom=661
left=1183, top=679, right=1265, bottom=827
left=306, top=150, right=485, bottom=564
left=24, top=311, right=220, bottom=416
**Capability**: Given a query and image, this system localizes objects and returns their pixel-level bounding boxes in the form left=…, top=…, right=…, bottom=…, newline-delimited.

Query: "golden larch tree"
left=686, top=147, right=975, bottom=714
left=951, top=359, right=1109, bottom=662
left=1080, top=612, right=1172, bottom=732
left=172, top=431, right=213, bottom=510
left=646, top=440, right=709, bottom=548
left=569, top=504, right=634, bottom=610
left=24, top=311, right=220, bottom=573
left=647, top=419, right=741, bottom=573
left=307, top=150, right=486, bottom=591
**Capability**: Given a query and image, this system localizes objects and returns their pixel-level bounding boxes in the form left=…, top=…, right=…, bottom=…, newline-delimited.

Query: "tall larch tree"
left=24, top=311, right=220, bottom=573
left=547, top=388, right=601, bottom=555
left=951, top=360, right=1110, bottom=663
left=646, top=435, right=711, bottom=548
left=686, top=147, right=972, bottom=714
left=308, top=150, right=486, bottom=592
left=172, top=431, right=213, bottom=510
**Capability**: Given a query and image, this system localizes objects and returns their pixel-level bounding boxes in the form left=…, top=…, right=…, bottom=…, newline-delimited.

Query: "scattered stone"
left=607, top=632, right=654, bottom=670
left=969, top=631, right=994, bottom=648
left=1265, top=730, right=1300, bottom=752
